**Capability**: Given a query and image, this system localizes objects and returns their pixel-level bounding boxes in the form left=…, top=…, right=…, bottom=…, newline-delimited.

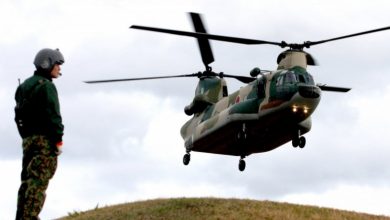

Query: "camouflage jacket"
left=15, top=71, right=64, bottom=143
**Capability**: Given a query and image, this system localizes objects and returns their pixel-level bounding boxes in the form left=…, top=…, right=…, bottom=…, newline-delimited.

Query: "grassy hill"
left=59, top=197, right=390, bottom=220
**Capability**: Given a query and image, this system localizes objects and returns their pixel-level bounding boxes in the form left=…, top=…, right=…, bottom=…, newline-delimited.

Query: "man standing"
left=14, top=48, right=65, bottom=219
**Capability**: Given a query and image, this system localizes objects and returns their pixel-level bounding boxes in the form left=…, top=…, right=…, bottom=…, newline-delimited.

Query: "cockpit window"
left=297, top=73, right=315, bottom=85
left=276, top=71, right=297, bottom=86
left=276, top=75, right=283, bottom=86
left=284, top=71, right=297, bottom=84
left=306, top=73, right=315, bottom=85
left=298, top=75, right=305, bottom=83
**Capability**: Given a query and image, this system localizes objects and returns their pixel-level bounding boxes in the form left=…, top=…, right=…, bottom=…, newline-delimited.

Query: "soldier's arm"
left=40, top=82, right=64, bottom=144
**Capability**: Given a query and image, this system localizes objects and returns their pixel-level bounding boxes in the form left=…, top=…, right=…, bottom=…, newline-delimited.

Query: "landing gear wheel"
left=183, top=153, right=191, bottom=165
left=238, top=159, right=246, bottom=171
left=298, top=136, right=306, bottom=148
left=292, top=138, right=299, bottom=148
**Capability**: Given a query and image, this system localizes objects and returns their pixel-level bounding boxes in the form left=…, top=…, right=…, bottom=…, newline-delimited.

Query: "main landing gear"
left=183, top=151, right=248, bottom=172
left=292, top=130, right=306, bottom=148
left=237, top=123, right=248, bottom=172
left=183, top=152, right=248, bottom=172
left=183, top=152, right=191, bottom=165
left=238, top=156, right=246, bottom=172
left=183, top=123, right=251, bottom=171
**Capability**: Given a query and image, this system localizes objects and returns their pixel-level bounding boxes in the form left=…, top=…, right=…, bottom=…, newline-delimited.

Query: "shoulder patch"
left=38, top=79, right=48, bottom=84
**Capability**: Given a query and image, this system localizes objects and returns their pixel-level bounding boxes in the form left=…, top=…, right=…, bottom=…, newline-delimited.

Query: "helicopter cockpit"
left=272, top=69, right=317, bottom=101
left=276, top=70, right=315, bottom=87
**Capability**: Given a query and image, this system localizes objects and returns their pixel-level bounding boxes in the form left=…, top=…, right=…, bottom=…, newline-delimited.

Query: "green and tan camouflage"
left=16, top=135, right=58, bottom=220
left=181, top=51, right=321, bottom=158
left=184, top=77, right=228, bottom=116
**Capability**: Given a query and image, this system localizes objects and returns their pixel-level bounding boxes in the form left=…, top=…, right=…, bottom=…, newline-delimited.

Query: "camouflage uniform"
left=16, top=136, right=58, bottom=220
left=15, top=70, right=64, bottom=220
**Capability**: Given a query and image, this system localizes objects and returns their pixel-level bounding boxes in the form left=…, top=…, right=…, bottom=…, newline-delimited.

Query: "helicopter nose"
left=298, top=85, right=321, bottom=99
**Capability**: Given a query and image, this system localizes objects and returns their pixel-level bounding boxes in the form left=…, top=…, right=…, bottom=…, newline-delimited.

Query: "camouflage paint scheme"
left=181, top=51, right=321, bottom=157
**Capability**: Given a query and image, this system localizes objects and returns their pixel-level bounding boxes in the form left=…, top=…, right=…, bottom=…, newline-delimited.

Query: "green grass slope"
left=59, top=198, right=390, bottom=220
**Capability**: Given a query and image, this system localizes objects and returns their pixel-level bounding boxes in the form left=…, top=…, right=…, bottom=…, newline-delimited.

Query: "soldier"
left=14, top=48, right=65, bottom=220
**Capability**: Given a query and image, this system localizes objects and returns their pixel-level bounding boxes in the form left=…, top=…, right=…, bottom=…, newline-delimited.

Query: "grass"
left=59, top=197, right=390, bottom=220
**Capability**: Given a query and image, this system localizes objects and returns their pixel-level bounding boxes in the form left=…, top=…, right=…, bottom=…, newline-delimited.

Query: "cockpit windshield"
left=276, top=70, right=315, bottom=86
left=284, top=71, right=297, bottom=84
left=276, top=71, right=297, bottom=86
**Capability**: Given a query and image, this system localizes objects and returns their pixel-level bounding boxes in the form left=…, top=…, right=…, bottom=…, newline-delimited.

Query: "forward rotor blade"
left=306, top=26, right=390, bottom=47
left=130, top=25, right=282, bottom=46
left=223, top=74, right=256, bottom=83
left=84, top=74, right=198, bottom=83
left=189, top=12, right=214, bottom=67
left=318, top=84, right=351, bottom=92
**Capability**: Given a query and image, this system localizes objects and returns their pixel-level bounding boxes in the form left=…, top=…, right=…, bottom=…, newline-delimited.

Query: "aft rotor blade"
left=84, top=74, right=198, bottom=83
left=130, top=25, right=282, bottom=46
left=305, top=51, right=318, bottom=66
left=307, top=26, right=390, bottom=47
left=190, top=12, right=214, bottom=67
left=318, top=85, right=351, bottom=92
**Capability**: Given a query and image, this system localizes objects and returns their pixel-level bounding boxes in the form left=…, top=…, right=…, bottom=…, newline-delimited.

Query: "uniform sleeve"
left=14, top=85, right=21, bottom=121
left=14, top=86, right=23, bottom=135
left=39, top=82, right=64, bottom=143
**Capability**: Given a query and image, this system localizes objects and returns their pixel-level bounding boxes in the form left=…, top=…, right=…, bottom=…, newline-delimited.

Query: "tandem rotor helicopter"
left=86, top=13, right=390, bottom=171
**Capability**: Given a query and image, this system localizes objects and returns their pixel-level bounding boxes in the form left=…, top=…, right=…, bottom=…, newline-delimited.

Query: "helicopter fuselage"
left=180, top=65, right=321, bottom=157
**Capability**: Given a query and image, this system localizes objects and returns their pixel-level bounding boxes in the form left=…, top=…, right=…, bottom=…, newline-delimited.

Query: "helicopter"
left=85, top=13, right=390, bottom=171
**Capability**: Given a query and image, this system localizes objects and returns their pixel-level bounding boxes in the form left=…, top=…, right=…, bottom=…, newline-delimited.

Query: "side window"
left=258, top=78, right=266, bottom=98
left=298, top=74, right=306, bottom=83
left=306, top=73, right=315, bottom=85
left=297, top=73, right=315, bottom=85
left=222, top=85, right=228, bottom=97
left=276, top=75, right=283, bottom=86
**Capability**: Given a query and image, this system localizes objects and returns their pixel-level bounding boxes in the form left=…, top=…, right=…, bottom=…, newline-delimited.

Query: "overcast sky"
left=1, top=0, right=390, bottom=219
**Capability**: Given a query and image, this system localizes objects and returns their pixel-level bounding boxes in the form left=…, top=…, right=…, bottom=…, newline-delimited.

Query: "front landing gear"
left=236, top=123, right=248, bottom=172
left=292, top=130, right=306, bottom=148
left=292, top=136, right=306, bottom=148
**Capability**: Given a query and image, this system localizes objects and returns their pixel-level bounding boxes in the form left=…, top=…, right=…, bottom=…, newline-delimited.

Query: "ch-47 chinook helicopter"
left=86, top=13, right=390, bottom=171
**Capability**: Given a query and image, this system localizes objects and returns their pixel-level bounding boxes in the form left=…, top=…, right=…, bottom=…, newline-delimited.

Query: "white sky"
left=1, top=0, right=390, bottom=219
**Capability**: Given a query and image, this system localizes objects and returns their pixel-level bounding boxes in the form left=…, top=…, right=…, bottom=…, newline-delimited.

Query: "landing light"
left=304, top=107, right=309, bottom=114
left=292, top=105, right=309, bottom=114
